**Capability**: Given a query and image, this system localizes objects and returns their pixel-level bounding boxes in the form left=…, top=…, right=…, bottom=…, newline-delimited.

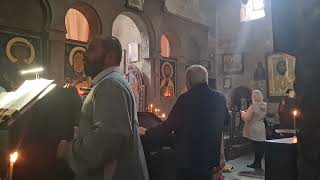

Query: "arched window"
left=65, top=8, right=90, bottom=42
left=240, top=0, right=265, bottom=22
left=161, top=35, right=171, bottom=58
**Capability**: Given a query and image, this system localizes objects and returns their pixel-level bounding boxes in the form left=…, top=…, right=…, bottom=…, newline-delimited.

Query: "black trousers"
left=252, top=140, right=265, bottom=165
left=176, top=168, right=213, bottom=180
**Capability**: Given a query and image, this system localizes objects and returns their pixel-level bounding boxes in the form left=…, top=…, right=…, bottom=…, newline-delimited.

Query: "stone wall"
left=213, top=0, right=278, bottom=115
left=0, top=0, right=209, bottom=114
left=165, top=0, right=217, bottom=26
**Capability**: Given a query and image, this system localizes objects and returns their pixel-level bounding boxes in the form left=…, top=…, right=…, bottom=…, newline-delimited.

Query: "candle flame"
left=10, top=152, right=18, bottom=164
left=293, top=110, right=298, bottom=117
left=164, top=89, right=172, bottom=97
left=162, top=113, right=166, bottom=118
left=293, top=136, right=298, bottom=143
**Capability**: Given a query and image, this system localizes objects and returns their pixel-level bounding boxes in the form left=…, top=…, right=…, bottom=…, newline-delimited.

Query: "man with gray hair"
left=140, top=65, right=228, bottom=180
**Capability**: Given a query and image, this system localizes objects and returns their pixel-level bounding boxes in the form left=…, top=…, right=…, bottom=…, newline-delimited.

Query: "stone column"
left=153, top=50, right=162, bottom=103
left=46, top=29, right=66, bottom=85
left=295, top=0, right=320, bottom=179
left=177, top=56, right=188, bottom=95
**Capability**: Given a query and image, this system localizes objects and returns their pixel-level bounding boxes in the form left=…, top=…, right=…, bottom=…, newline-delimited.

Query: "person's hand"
left=240, top=111, right=245, bottom=119
left=139, top=127, right=147, bottom=136
left=57, top=140, right=68, bottom=159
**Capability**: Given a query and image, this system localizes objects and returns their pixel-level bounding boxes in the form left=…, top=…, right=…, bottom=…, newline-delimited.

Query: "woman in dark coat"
left=278, top=89, right=297, bottom=129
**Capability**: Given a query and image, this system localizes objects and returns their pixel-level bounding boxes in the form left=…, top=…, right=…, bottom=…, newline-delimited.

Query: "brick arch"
left=40, top=0, right=52, bottom=30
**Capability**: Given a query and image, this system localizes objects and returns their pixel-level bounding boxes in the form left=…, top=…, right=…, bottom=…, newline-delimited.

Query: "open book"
left=0, top=79, right=54, bottom=111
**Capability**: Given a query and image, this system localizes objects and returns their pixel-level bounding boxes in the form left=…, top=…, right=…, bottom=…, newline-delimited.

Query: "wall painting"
left=160, top=59, right=176, bottom=98
left=0, top=31, right=42, bottom=91
left=267, top=53, right=296, bottom=100
left=64, top=41, right=90, bottom=94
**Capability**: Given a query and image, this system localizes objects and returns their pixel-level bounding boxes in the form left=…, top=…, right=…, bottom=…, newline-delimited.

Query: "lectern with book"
left=0, top=79, right=80, bottom=180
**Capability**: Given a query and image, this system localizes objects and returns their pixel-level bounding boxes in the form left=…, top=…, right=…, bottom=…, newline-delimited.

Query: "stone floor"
left=224, top=154, right=265, bottom=180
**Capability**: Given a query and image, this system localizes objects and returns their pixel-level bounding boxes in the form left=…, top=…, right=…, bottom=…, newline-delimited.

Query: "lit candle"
left=156, top=109, right=160, bottom=116
left=292, top=136, right=298, bottom=143
left=293, top=110, right=298, bottom=136
left=150, top=104, right=153, bottom=113
left=8, top=151, right=18, bottom=180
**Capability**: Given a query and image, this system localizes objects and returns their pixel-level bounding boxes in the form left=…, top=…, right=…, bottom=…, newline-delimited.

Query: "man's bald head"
left=87, top=36, right=122, bottom=65
left=185, top=65, right=208, bottom=90
left=83, top=36, right=123, bottom=77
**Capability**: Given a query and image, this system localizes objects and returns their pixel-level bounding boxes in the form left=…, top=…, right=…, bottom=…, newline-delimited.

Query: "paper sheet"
left=0, top=79, right=53, bottom=111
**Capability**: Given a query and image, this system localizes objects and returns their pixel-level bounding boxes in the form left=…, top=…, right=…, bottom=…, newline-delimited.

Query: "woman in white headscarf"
left=241, top=90, right=267, bottom=170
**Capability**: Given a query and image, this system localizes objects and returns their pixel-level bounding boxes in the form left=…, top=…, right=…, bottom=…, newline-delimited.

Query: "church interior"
left=0, top=0, right=319, bottom=179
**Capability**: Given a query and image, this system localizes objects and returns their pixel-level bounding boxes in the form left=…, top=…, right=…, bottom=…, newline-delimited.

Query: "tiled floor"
left=224, top=154, right=265, bottom=180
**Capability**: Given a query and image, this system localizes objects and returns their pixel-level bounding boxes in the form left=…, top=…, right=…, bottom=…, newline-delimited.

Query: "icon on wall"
left=128, top=42, right=140, bottom=62
left=254, top=62, right=266, bottom=93
left=160, top=59, right=176, bottom=98
left=0, top=31, right=42, bottom=91
left=64, top=41, right=91, bottom=94
left=223, top=54, right=244, bottom=75
left=126, top=0, right=144, bottom=11
left=254, top=62, right=266, bottom=81
left=126, top=65, right=145, bottom=112
left=223, top=78, right=232, bottom=89
left=267, top=53, right=295, bottom=98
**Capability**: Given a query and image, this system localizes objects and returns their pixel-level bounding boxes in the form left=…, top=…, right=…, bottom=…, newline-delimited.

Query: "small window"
left=65, top=8, right=90, bottom=42
left=161, top=35, right=170, bottom=58
left=240, top=0, right=265, bottom=22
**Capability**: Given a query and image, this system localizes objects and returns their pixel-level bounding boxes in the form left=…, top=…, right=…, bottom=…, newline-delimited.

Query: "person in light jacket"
left=57, top=36, right=149, bottom=180
left=241, top=90, right=267, bottom=170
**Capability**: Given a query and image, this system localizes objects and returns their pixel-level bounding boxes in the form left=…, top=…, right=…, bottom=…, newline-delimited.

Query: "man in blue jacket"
left=141, top=65, right=229, bottom=180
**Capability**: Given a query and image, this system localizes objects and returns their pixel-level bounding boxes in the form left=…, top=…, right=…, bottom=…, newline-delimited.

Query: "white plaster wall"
left=112, top=14, right=152, bottom=104
left=165, top=0, right=216, bottom=26
left=113, top=15, right=142, bottom=50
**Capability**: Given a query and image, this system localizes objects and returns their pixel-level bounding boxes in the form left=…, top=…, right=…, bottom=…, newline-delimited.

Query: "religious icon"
left=254, top=62, right=266, bottom=81
left=69, top=47, right=86, bottom=74
left=127, top=65, right=145, bottom=112
left=6, top=37, right=36, bottom=65
left=223, top=78, right=232, bottom=89
left=126, top=0, right=144, bottom=11
left=223, top=54, right=244, bottom=74
left=160, top=60, right=175, bottom=98
left=65, top=42, right=91, bottom=94
left=254, top=62, right=266, bottom=93
left=267, top=53, right=296, bottom=98
left=0, top=32, right=42, bottom=91
left=128, top=43, right=139, bottom=62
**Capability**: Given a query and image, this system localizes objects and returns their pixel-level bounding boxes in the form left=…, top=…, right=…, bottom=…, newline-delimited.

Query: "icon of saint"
left=160, top=63, right=174, bottom=97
